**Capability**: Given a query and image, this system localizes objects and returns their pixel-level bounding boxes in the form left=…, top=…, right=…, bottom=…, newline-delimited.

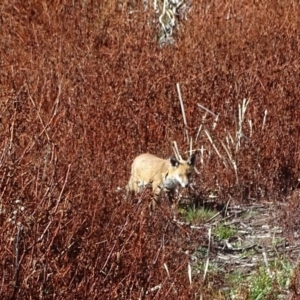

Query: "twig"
left=220, top=140, right=238, bottom=183
left=216, top=243, right=258, bottom=253
left=11, top=223, right=23, bottom=299
left=0, top=138, right=8, bottom=166
left=176, top=83, right=189, bottom=142
left=153, top=234, right=165, bottom=264
left=53, top=164, right=71, bottom=214
left=195, top=124, right=203, bottom=142
left=212, top=114, right=219, bottom=130
left=236, top=98, right=249, bottom=152
left=203, top=227, right=211, bottom=281
left=262, top=109, right=267, bottom=130
left=26, top=83, right=51, bottom=141
left=197, top=103, right=218, bottom=117
left=38, top=81, right=62, bottom=139
left=224, top=198, right=231, bottom=217
left=9, top=110, right=16, bottom=153
left=211, top=213, right=236, bottom=226
left=206, top=211, right=221, bottom=223
left=204, top=130, right=223, bottom=160
left=46, top=211, right=64, bottom=254
left=226, top=131, right=234, bottom=146
left=195, top=112, right=207, bottom=142
left=188, top=262, right=192, bottom=285
left=172, top=140, right=182, bottom=161
left=189, top=137, right=193, bottom=156
left=26, top=220, right=52, bottom=252
left=199, top=145, right=206, bottom=165
left=153, top=0, right=158, bottom=11
left=262, top=250, right=271, bottom=276
left=248, top=119, right=253, bottom=137
left=147, top=283, right=162, bottom=293
left=159, top=0, right=168, bottom=34
left=102, top=241, right=117, bottom=273
left=102, top=216, right=133, bottom=274
left=164, top=263, right=170, bottom=277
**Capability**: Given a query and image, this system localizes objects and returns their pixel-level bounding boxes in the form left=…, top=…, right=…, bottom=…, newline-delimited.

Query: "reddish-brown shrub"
left=1, top=0, right=300, bottom=298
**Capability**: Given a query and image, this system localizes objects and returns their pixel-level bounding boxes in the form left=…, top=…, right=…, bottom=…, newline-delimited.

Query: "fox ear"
left=169, top=157, right=179, bottom=167
left=187, top=153, right=196, bottom=166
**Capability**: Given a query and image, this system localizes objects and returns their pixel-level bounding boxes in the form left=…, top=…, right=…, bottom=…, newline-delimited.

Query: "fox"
left=127, top=152, right=196, bottom=203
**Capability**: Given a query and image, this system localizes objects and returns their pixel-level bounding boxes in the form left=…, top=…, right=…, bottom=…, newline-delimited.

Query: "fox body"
left=127, top=153, right=196, bottom=201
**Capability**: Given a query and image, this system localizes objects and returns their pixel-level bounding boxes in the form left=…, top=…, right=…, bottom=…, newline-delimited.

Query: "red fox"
left=127, top=152, right=196, bottom=202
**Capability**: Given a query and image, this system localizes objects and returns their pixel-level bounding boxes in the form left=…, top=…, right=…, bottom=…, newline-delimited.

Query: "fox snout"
left=176, top=175, right=192, bottom=188
left=178, top=180, right=191, bottom=189
left=181, top=182, right=189, bottom=188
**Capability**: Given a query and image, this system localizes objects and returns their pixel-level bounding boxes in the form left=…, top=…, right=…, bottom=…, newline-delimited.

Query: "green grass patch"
left=213, top=223, right=237, bottom=240
left=179, top=207, right=215, bottom=223
left=248, top=266, right=274, bottom=299
left=223, top=258, right=293, bottom=299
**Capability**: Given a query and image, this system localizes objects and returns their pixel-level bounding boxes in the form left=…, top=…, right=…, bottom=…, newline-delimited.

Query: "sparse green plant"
left=179, top=207, right=215, bottom=223
left=194, top=246, right=208, bottom=258
left=223, top=258, right=293, bottom=300
left=248, top=266, right=273, bottom=299
left=213, top=223, right=237, bottom=240
left=239, top=248, right=256, bottom=259
left=194, top=260, right=223, bottom=275
left=270, top=258, right=293, bottom=291
left=271, top=236, right=284, bottom=248
left=226, top=272, right=246, bottom=299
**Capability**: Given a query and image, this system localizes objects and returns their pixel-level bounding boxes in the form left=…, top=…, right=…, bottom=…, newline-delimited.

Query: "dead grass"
left=1, top=0, right=300, bottom=298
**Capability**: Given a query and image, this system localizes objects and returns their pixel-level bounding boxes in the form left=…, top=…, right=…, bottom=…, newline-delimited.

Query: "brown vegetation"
left=1, top=0, right=300, bottom=298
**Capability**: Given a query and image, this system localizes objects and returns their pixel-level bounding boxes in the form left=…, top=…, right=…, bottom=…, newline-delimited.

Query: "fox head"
left=166, top=153, right=196, bottom=189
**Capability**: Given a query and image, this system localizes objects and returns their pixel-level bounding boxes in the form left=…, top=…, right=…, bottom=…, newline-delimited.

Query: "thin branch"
left=262, top=109, right=267, bottom=130
left=53, top=164, right=71, bottom=214
left=204, top=130, right=223, bottom=160
left=203, top=227, right=212, bottom=281
left=176, top=83, right=189, bottom=143
left=11, top=223, right=23, bottom=299
left=197, top=103, right=218, bottom=117
left=172, top=140, right=182, bottom=161
left=26, top=83, right=51, bottom=141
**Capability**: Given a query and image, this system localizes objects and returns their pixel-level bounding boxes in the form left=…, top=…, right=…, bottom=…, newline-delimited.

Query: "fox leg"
left=150, top=182, right=163, bottom=210
left=126, top=176, right=139, bottom=199
left=166, top=189, right=175, bottom=204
